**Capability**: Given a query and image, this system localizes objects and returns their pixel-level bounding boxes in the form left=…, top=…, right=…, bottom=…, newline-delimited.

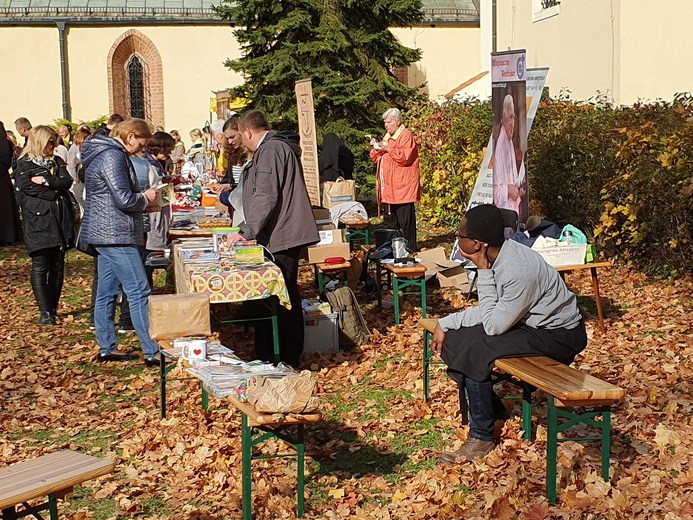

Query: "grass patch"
left=142, top=496, right=171, bottom=516
left=65, top=486, right=117, bottom=520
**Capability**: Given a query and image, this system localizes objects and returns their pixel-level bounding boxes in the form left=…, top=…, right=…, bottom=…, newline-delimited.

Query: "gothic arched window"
left=127, top=55, right=145, bottom=119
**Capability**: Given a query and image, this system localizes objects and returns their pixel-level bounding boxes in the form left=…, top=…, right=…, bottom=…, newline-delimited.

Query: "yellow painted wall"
left=0, top=27, right=63, bottom=129
left=495, top=0, right=619, bottom=102
left=0, top=22, right=478, bottom=135
left=67, top=25, right=243, bottom=136
left=619, top=1, right=693, bottom=104
left=392, top=26, right=481, bottom=101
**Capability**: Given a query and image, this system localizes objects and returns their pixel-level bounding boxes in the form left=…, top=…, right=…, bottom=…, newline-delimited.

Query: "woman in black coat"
left=15, top=125, right=75, bottom=325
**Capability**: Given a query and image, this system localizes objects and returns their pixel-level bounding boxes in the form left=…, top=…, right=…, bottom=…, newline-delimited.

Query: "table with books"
left=173, top=238, right=291, bottom=364
left=157, top=337, right=320, bottom=519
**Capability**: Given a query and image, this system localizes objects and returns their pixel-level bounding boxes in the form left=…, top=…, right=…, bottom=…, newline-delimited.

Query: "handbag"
left=322, top=176, right=356, bottom=210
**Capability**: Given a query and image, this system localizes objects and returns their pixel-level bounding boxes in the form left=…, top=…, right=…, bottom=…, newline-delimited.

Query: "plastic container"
left=303, top=312, right=339, bottom=354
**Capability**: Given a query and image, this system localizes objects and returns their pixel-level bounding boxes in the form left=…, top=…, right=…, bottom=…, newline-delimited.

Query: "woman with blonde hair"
left=14, top=125, right=75, bottom=325
left=80, top=117, right=161, bottom=366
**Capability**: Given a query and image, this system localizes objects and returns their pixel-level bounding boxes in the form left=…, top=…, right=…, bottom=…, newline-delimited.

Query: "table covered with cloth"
left=173, top=244, right=291, bottom=309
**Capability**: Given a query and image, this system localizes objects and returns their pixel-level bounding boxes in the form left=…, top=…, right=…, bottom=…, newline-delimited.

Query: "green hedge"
left=406, top=94, right=693, bottom=273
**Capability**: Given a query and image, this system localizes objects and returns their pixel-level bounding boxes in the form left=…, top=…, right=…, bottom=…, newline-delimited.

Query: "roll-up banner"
left=467, top=61, right=549, bottom=226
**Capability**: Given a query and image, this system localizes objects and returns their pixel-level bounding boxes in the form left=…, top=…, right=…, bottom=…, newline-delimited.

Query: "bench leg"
left=522, top=384, right=533, bottom=441
left=2, top=507, right=17, bottom=520
left=393, top=277, right=401, bottom=324
left=423, top=330, right=430, bottom=401
left=547, top=396, right=559, bottom=504
left=48, top=494, right=59, bottom=520
left=601, top=410, right=612, bottom=482
left=200, top=380, right=209, bottom=411
left=241, top=414, right=252, bottom=520
left=160, top=353, right=167, bottom=419
left=297, top=425, right=305, bottom=518
left=420, top=279, right=426, bottom=318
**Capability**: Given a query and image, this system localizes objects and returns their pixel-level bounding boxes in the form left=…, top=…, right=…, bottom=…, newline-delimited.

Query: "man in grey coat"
left=227, top=110, right=319, bottom=367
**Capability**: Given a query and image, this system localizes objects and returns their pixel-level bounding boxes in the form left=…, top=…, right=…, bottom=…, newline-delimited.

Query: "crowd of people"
left=0, top=107, right=593, bottom=468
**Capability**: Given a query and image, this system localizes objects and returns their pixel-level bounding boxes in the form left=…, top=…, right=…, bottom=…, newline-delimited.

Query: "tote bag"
left=322, top=176, right=356, bottom=210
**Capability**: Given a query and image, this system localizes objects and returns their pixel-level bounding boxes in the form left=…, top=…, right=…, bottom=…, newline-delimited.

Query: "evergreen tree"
left=214, top=0, right=424, bottom=191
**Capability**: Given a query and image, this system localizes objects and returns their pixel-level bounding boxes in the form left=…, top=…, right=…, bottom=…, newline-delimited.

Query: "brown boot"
left=437, top=437, right=496, bottom=465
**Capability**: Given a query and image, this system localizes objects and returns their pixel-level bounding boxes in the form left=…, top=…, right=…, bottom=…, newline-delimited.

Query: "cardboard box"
left=312, top=207, right=330, bottom=221
left=317, top=222, right=336, bottom=231
left=303, top=312, right=339, bottom=354
left=416, top=247, right=469, bottom=288
left=316, top=228, right=347, bottom=246
left=149, top=293, right=211, bottom=340
left=306, top=242, right=351, bottom=264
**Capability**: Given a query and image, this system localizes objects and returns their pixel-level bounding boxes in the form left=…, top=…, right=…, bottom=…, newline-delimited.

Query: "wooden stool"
left=314, top=260, right=351, bottom=293
left=343, top=220, right=370, bottom=249
left=385, top=263, right=427, bottom=324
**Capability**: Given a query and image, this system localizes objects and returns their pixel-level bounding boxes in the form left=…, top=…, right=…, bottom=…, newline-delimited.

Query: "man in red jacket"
left=370, top=108, right=421, bottom=251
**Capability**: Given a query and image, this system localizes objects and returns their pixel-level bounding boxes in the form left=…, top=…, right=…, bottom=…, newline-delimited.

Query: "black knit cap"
left=463, top=204, right=505, bottom=247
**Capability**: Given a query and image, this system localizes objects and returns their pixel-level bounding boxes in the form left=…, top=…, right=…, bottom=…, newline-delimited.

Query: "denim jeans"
left=94, top=245, right=158, bottom=357
left=464, top=377, right=496, bottom=442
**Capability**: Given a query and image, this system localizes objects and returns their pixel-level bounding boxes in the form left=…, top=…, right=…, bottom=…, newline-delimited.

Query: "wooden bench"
left=0, top=450, right=114, bottom=520
left=384, top=263, right=427, bottom=324
left=419, top=318, right=624, bottom=504
left=227, top=395, right=322, bottom=519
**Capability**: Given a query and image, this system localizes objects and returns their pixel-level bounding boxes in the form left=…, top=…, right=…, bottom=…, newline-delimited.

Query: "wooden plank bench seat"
left=418, top=318, right=625, bottom=504
left=0, top=450, right=114, bottom=520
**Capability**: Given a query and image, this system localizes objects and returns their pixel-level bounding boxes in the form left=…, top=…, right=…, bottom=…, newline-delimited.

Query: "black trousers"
left=253, top=246, right=304, bottom=367
left=29, top=247, right=65, bottom=314
left=383, top=202, right=418, bottom=252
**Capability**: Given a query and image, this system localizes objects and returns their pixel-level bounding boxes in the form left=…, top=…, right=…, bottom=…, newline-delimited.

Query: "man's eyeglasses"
left=454, top=233, right=472, bottom=241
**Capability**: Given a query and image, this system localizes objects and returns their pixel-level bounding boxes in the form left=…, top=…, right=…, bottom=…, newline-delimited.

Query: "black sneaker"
left=97, top=349, right=134, bottom=362
left=117, top=325, right=135, bottom=334
left=144, top=353, right=161, bottom=367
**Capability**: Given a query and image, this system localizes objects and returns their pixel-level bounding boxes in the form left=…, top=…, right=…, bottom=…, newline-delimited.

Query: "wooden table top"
left=0, top=450, right=114, bottom=509
left=227, top=395, right=322, bottom=426
left=316, top=260, right=352, bottom=271
left=385, top=262, right=427, bottom=277
left=554, top=261, right=611, bottom=272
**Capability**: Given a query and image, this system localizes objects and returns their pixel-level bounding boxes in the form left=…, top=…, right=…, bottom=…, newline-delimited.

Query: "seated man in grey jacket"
left=431, top=204, right=587, bottom=463
left=227, top=110, right=319, bottom=367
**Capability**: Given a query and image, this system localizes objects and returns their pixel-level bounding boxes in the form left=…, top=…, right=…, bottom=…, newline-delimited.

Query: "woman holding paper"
left=80, top=118, right=162, bottom=366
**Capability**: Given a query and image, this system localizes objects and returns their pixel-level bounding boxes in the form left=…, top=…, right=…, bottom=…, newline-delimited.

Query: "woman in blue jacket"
left=80, top=118, right=161, bottom=366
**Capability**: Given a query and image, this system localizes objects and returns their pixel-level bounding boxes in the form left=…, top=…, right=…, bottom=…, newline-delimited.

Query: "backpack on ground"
left=325, top=286, right=370, bottom=349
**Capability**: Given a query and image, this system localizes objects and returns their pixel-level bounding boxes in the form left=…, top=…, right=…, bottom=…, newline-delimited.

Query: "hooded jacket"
left=240, top=132, right=319, bottom=253
left=80, top=134, right=148, bottom=246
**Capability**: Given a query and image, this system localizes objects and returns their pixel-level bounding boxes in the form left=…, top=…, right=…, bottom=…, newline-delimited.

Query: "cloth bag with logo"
left=322, top=176, right=356, bottom=210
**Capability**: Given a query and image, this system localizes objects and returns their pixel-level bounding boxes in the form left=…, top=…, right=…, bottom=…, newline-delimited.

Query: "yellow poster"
left=294, top=79, right=320, bottom=206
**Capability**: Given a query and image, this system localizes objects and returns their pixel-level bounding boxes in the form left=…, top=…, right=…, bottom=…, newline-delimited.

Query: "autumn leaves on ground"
left=1, top=239, right=693, bottom=520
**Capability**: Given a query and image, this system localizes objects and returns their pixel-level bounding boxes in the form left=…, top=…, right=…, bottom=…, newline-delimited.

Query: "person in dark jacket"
left=80, top=118, right=161, bottom=366
left=226, top=110, right=320, bottom=367
left=93, top=113, right=124, bottom=137
left=318, top=132, right=354, bottom=182
left=14, top=126, right=75, bottom=325
left=0, top=121, right=22, bottom=245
